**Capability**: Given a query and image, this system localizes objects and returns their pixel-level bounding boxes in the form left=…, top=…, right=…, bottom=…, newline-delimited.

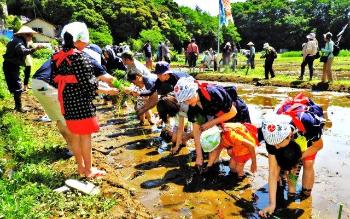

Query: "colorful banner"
left=219, top=0, right=234, bottom=26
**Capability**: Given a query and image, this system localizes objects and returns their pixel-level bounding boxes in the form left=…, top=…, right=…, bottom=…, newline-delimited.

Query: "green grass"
left=0, top=42, right=117, bottom=218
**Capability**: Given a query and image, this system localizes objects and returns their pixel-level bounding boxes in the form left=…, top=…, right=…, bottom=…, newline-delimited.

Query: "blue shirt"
left=149, top=71, right=193, bottom=96
left=187, top=85, right=233, bottom=124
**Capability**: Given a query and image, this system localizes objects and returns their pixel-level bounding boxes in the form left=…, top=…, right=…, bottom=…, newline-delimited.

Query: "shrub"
left=32, top=48, right=53, bottom=60
left=0, top=36, right=10, bottom=45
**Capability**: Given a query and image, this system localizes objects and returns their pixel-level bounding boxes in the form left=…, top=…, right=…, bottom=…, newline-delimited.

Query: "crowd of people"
left=2, top=22, right=330, bottom=217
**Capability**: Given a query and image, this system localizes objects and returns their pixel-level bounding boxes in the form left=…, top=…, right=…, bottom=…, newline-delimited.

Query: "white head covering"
left=61, top=22, right=89, bottom=43
left=261, top=114, right=292, bottom=145
left=263, top=43, right=270, bottom=49
left=200, top=126, right=221, bottom=152
left=247, top=42, right=254, bottom=46
left=174, top=77, right=198, bottom=103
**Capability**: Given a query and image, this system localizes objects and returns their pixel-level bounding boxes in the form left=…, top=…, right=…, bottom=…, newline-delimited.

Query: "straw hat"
left=247, top=42, right=254, bottom=46
left=14, top=26, right=37, bottom=35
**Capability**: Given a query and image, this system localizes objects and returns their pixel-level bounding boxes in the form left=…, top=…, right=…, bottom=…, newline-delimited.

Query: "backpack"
left=275, top=92, right=324, bottom=133
left=195, top=81, right=251, bottom=123
left=333, top=44, right=340, bottom=56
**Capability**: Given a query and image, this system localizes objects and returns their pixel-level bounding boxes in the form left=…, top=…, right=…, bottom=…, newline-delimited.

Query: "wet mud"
left=19, top=84, right=350, bottom=218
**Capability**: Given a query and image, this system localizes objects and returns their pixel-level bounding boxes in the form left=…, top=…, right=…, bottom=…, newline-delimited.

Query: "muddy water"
left=99, top=84, right=350, bottom=218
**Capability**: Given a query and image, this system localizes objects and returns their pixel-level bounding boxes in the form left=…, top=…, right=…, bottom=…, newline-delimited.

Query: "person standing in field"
left=298, top=33, right=318, bottom=81
left=143, top=40, right=153, bottom=69
left=247, top=42, right=255, bottom=69
left=261, top=43, right=277, bottom=80
left=186, top=38, right=199, bottom=72
left=321, top=32, right=334, bottom=83
left=2, top=26, right=44, bottom=112
left=52, top=22, right=118, bottom=178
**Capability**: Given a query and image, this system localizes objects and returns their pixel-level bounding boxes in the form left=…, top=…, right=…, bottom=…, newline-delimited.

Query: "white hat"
left=263, top=43, right=270, bottom=49
left=306, top=33, right=315, bottom=40
left=261, top=114, right=292, bottom=145
left=174, top=77, right=198, bottom=103
left=247, top=42, right=254, bottom=46
left=200, top=126, right=221, bottom=152
left=14, top=26, right=37, bottom=35
left=61, top=22, right=89, bottom=43
left=225, top=42, right=231, bottom=46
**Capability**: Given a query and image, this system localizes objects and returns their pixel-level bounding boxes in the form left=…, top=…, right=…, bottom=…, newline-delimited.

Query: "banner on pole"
left=219, top=0, right=234, bottom=26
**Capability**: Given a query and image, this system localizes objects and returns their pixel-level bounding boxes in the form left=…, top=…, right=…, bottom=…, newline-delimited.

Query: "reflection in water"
left=108, top=84, right=350, bottom=218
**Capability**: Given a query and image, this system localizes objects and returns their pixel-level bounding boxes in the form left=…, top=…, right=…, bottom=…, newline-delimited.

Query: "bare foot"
left=85, top=167, right=106, bottom=179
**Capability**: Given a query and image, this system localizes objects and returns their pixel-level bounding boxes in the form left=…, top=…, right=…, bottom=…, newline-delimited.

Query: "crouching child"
left=200, top=123, right=259, bottom=179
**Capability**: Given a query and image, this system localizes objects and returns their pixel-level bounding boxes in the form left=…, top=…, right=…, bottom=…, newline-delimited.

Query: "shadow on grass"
left=311, top=82, right=330, bottom=91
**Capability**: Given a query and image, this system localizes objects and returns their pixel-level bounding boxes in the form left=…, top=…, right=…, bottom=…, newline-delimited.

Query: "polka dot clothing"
left=52, top=49, right=99, bottom=134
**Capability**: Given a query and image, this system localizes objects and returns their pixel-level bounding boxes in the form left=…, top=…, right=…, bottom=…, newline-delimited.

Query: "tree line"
left=3, top=0, right=350, bottom=52
left=232, top=0, right=350, bottom=50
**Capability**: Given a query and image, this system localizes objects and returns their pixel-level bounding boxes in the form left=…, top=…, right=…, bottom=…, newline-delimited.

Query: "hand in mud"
left=195, top=156, right=203, bottom=167
left=259, top=205, right=275, bottom=218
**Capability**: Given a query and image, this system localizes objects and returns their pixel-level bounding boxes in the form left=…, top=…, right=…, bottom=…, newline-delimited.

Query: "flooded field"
left=93, top=83, right=350, bottom=218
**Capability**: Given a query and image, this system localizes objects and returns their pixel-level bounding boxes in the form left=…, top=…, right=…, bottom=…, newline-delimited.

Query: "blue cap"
left=154, top=61, right=170, bottom=74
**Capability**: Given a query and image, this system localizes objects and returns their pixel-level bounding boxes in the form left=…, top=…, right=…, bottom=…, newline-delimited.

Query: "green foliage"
left=231, top=0, right=350, bottom=50
left=128, top=38, right=143, bottom=52
left=338, top=50, right=350, bottom=57
left=0, top=35, right=9, bottom=45
left=89, top=29, right=113, bottom=47
left=31, top=48, right=53, bottom=60
left=139, top=28, right=165, bottom=51
left=4, top=15, right=21, bottom=31
left=280, top=51, right=303, bottom=57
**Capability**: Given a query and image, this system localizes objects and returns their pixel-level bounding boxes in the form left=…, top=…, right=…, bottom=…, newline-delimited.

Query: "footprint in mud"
left=140, top=179, right=164, bottom=189
left=130, top=170, right=144, bottom=180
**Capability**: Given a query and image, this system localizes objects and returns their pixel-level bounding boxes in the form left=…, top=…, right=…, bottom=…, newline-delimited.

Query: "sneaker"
left=38, top=115, right=52, bottom=122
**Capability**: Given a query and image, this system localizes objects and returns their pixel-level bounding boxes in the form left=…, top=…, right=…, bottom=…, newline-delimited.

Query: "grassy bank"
left=186, top=52, right=350, bottom=92
left=0, top=43, right=116, bottom=218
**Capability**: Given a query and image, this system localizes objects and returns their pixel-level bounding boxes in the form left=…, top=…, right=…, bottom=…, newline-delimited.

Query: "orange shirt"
left=219, top=123, right=257, bottom=157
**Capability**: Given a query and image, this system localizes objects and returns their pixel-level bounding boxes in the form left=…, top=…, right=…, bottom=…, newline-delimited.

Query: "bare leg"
left=80, top=135, right=92, bottom=175
left=235, top=162, right=245, bottom=177
left=229, top=158, right=237, bottom=173
left=322, top=63, right=327, bottom=82
left=302, top=159, right=315, bottom=195
left=56, top=121, right=72, bottom=150
left=70, top=134, right=85, bottom=175
left=326, top=58, right=333, bottom=81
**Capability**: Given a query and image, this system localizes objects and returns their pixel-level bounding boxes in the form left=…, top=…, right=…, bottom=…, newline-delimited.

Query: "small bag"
left=320, top=56, right=328, bottom=62
left=314, top=51, right=320, bottom=59
left=333, top=44, right=340, bottom=56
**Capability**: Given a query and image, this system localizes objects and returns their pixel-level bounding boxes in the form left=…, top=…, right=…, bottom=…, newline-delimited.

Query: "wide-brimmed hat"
left=14, top=26, right=37, bottom=35
left=247, top=42, right=254, bottom=46
left=263, top=43, right=270, bottom=49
